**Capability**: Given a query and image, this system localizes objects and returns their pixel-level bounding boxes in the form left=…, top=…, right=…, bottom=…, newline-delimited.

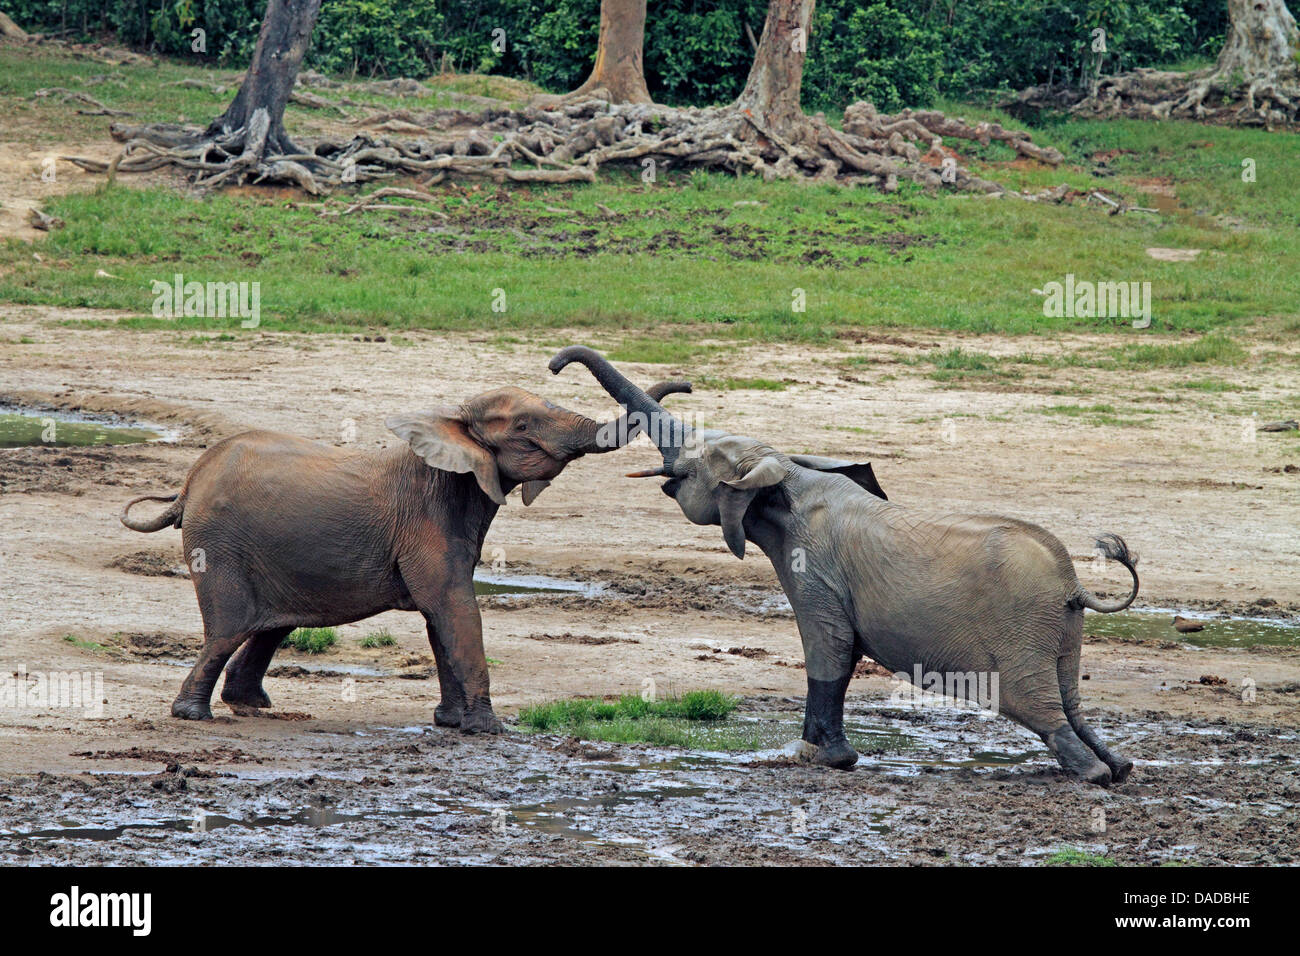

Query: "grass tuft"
left=1043, top=848, right=1118, bottom=867
left=282, top=627, right=338, bottom=654
left=358, top=629, right=397, bottom=648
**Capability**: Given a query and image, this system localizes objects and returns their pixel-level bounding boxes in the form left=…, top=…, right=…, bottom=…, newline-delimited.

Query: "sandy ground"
left=1, top=307, right=1298, bottom=864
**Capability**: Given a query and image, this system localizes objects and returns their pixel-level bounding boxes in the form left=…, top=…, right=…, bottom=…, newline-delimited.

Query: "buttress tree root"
left=64, top=95, right=1060, bottom=194
left=1009, top=0, right=1300, bottom=127
left=62, top=0, right=1060, bottom=194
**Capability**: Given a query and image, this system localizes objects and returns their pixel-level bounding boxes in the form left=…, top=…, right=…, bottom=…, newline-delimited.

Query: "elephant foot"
left=1048, top=723, right=1113, bottom=787
left=1109, top=759, right=1134, bottom=785
left=171, top=696, right=214, bottom=721
left=1079, top=763, right=1113, bottom=787
left=221, top=684, right=271, bottom=709
left=810, top=736, right=859, bottom=770
left=459, top=708, right=504, bottom=735
left=434, top=703, right=463, bottom=728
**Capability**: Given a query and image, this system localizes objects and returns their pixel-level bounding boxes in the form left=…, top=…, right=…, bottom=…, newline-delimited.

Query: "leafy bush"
left=0, top=0, right=1229, bottom=107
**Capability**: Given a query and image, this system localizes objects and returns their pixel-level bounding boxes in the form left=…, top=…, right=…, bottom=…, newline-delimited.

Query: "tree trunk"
left=733, top=0, right=815, bottom=136
left=1214, top=0, right=1298, bottom=80
left=207, top=0, right=322, bottom=153
left=571, top=0, right=651, bottom=104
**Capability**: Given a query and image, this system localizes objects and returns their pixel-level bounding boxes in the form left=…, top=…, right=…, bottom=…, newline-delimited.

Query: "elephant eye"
left=515, top=421, right=527, bottom=432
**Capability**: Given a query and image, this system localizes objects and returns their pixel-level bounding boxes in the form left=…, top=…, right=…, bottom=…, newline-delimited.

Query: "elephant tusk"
left=625, top=467, right=668, bottom=478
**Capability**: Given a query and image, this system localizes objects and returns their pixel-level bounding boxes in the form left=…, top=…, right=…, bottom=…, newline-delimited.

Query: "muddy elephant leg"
left=424, top=615, right=466, bottom=728
left=1003, top=674, right=1113, bottom=786
left=221, top=626, right=293, bottom=709
left=804, top=672, right=857, bottom=769
left=173, top=629, right=253, bottom=720
left=792, top=605, right=858, bottom=769
left=1058, top=638, right=1133, bottom=783
left=400, top=552, right=501, bottom=736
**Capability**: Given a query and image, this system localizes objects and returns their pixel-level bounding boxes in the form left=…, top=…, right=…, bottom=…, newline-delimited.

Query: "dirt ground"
left=1, top=305, right=1297, bottom=864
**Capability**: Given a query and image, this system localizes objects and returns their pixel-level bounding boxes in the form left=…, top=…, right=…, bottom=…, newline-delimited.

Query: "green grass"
left=281, top=627, right=338, bottom=654
left=1174, top=378, right=1237, bottom=391
left=696, top=375, right=788, bottom=391
left=3, top=45, right=1299, bottom=343
left=1109, top=332, right=1248, bottom=368
left=605, top=339, right=715, bottom=364
left=520, top=690, right=738, bottom=729
left=517, top=691, right=741, bottom=747
left=358, top=630, right=397, bottom=648
left=1043, top=848, right=1118, bottom=867
left=62, top=633, right=107, bottom=653
left=1033, top=402, right=1152, bottom=427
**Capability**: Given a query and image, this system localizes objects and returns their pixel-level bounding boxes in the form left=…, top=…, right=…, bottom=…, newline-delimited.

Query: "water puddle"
left=541, top=707, right=1038, bottom=775
left=0, top=406, right=168, bottom=448
left=7, top=805, right=449, bottom=842
left=473, top=572, right=603, bottom=598
left=1088, top=607, right=1299, bottom=648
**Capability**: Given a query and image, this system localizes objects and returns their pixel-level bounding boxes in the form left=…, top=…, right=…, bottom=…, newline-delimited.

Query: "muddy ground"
left=1, top=307, right=1298, bottom=865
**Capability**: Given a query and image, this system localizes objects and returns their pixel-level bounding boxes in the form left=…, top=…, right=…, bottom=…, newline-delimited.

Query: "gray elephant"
left=122, top=378, right=688, bottom=729
left=550, top=346, right=1138, bottom=786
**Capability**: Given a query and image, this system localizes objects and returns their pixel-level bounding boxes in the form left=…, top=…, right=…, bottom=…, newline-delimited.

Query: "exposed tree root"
left=64, top=95, right=1061, bottom=195
left=1006, top=66, right=1300, bottom=128
left=1007, top=0, right=1300, bottom=128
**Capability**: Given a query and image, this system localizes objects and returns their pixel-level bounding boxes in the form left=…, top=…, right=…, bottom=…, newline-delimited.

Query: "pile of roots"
left=64, top=95, right=1063, bottom=196
left=1006, top=68, right=1300, bottom=128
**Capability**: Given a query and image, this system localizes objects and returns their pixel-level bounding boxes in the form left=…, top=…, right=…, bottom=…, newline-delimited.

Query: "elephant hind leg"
left=1002, top=677, right=1112, bottom=786
left=221, top=626, right=293, bottom=709
left=1058, top=641, right=1134, bottom=784
left=173, top=628, right=254, bottom=720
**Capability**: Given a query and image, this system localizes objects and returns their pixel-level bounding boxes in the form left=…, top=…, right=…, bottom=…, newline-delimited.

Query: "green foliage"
left=359, top=629, right=397, bottom=648
left=518, top=691, right=739, bottom=731
left=1043, top=848, right=1118, bottom=866
left=806, top=3, right=941, bottom=112
left=313, top=0, right=443, bottom=77
left=0, top=0, right=1232, bottom=107
left=282, top=627, right=338, bottom=654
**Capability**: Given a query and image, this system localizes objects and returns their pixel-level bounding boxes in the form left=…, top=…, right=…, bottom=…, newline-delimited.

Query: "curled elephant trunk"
left=564, top=379, right=693, bottom=457
left=549, top=346, right=694, bottom=465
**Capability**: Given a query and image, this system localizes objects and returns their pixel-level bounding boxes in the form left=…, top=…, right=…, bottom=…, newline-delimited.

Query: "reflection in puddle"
left=0, top=407, right=166, bottom=448
left=1087, top=608, right=1299, bottom=649
left=473, top=573, right=604, bottom=598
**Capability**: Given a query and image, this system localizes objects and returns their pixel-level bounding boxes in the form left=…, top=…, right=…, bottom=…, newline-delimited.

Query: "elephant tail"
left=1072, top=532, right=1139, bottom=613
left=121, top=492, right=184, bottom=532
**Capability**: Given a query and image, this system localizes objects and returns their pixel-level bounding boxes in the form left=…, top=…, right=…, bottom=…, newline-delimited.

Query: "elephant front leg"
left=424, top=616, right=466, bottom=728
left=804, top=673, right=857, bottom=769
left=791, top=604, right=859, bottom=769
left=424, top=590, right=503, bottom=735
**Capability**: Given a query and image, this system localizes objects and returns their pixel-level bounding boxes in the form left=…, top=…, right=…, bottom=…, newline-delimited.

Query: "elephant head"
left=548, top=346, right=885, bottom=557
left=386, top=379, right=690, bottom=506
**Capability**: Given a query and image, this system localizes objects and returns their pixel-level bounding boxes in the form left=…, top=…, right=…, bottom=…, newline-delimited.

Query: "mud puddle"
left=1087, top=608, right=1300, bottom=648
left=473, top=572, right=604, bottom=598
left=0, top=405, right=171, bottom=448
left=6, top=698, right=1293, bottom=865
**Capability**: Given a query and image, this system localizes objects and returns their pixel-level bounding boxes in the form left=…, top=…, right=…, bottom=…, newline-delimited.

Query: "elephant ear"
left=789, top=454, right=887, bottom=501
left=702, top=442, right=787, bottom=560
left=386, top=406, right=506, bottom=505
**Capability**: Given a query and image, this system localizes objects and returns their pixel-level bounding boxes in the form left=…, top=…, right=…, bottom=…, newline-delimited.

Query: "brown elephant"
left=550, top=346, right=1138, bottom=785
left=121, top=378, right=689, bottom=730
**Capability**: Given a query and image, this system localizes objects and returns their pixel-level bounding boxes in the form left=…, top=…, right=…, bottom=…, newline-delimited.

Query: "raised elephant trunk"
left=562, top=378, right=693, bottom=457
left=549, top=347, right=693, bottom=465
